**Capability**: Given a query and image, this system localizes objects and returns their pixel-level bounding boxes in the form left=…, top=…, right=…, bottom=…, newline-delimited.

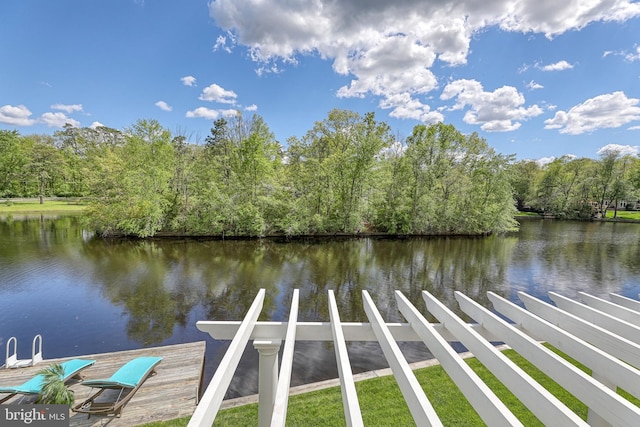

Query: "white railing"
left=188, top=290, right=640, bottom=427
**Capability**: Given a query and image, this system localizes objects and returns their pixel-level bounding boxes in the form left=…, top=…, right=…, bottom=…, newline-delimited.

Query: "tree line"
left=1, top=109, right=638, bottom=237
left=510, top=152, right=640, bottom=219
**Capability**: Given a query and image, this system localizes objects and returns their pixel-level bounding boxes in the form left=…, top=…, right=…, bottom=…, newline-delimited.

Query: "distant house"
left=611, top=199, right=640, bottom=211
left=591, top=199, right=640, bottom=213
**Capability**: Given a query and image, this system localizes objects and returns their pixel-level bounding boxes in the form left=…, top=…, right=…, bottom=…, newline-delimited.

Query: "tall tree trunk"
left=39, top=171, right=45, bottom=204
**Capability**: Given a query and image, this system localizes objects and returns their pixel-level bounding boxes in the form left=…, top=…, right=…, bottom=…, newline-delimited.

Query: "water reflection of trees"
left=82, top=240, right=204, bottom=345
left=75, top=220, right=640, bottom=345
left=0, top=215, right=86, bottom=259
left=80, top=233, right=522, bottom=345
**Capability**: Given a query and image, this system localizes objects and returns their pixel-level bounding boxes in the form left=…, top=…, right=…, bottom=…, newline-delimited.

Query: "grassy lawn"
left=514, top=211, right=541, bottom=217
left=0, top=198, right=87, bottom=214
left=140, top=345, right=638, bottom=427
left=604, top=210, right=640, bottom=220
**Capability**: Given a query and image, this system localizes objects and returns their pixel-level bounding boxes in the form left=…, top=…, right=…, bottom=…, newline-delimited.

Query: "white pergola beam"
left=190, top=289, right=640, bottom=426
left=579, top=292, right=640, bottom=325
left=457, top=291, right=640, bottom=426
left=550, top=292, right=640, bottom=344
left=609, top=293, right=640, bottom=313
left=488, top=292, right=640, bottom=401
left=196, top=321, right=498, bottom=342
left=270, top=289, right=300, bottom=427
left=328, top=290, right=364, bottom=427
left=422, top=291, right=587, bottom=426
left=395, top=291, right=522, bottom=427
left=362, top=290, right=443, bottom=427
left=188, top=289, right=265, bottom=427
left=519, top=292, right=640, bottom=368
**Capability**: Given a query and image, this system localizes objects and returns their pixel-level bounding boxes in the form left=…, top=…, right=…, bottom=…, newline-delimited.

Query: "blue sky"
left=2, top=0, right=640, bottom=162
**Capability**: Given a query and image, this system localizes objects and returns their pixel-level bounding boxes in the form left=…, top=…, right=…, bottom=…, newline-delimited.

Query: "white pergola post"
left=254, top=339, right=281, bottom=427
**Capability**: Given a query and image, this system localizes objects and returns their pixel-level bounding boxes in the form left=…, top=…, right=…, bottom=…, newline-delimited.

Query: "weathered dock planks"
left=0, top=341, right=206, bottom=426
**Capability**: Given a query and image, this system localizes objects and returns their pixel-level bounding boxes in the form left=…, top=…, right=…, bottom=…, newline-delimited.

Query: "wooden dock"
left=0, top=341, right=206, bottom=426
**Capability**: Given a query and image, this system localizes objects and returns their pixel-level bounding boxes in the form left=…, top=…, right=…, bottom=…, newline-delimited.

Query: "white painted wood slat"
left=328, top=290, right=364, bottom=427
left=579, top=292, right=640, bottom=325
left=394, top=291, right=523, bottom=427
left=270, top=289, right=300, bottom=427
left=196, top=320, right=496, bottom=342
left=188, top=289, right=265, bottom=427
left=422, top=291, right=587, bottom=426
left=456, top=291, right=640, bottom=426
left=549, top=292, right=640, bottom=344
left=190, top=289, right=640, bottom=426
left=488, top=292, right=640, bottom=402
left=519, top=292, right=640, bottom=368
left=361, top=290, right=443, bottom=427
left=609, top=293, right=640, bottom=313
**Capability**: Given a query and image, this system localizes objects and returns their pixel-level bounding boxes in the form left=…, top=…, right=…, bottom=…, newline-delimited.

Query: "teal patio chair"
left=72, top=356, right=162, bottom=418
left=0, top=358, right=96, bottom=404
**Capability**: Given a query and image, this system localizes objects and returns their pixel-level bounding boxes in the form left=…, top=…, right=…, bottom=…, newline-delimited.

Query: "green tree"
left=373, top=140, right=412, bottom=233
left=21, top=135, right=66, bottom=203
left=288, top=109, right=391, bottom=232
left=0, top=130, right=27, bottom=197
left=400, top=123, right=516, bottom=234
left=86, top=119, right=174, bottom=237
left=594, top=149, right=634, bottom=217
left=205, top=117, right=235, bottom=189
left=404, top=123, right=466, bottom=232
left=165, top=134, right=198, bottom=231
left=508, top=160, right=541, bottom=211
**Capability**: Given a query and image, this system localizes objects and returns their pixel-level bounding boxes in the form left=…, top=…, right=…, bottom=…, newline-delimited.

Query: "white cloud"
left=544, top=91, right=640, bottom=134
left=527, top=80, right=544, bottom=90
left=51, top=103, right=83, bottom=113
left=209, top=0, right=640, bottom=118
left=538, top=60, right=574, bottom=71
left=89, top=121, right=105, bottom=129
left=186, top=107, right=220, bottom=120
left=214, top=35, right=234, bottom=53
left=624, top=45, right=640, bottom=62
left=379, top=93, right=443, bottom=123
left=155, top=101, right=173, bottom=112
left=629, top=125, right=640, bottom=130
left=378, top=140, right=406, bottom=159
left=181, top=76, right=197, bottom=86
left=0, top=104, right=36, bottom=126
left=597, top=144, right=639, bottom=156
left=536, top=156, right=556, bottom=166
left=199, top=83, right=237, bottom=104
left=186, top=107, right=240, bottom=119
left=40, top=112, right=80, bottom=128
left=220, top=109, right=239, bottom=117
left=440, top=79, right=543, bottom=132
left=245, top=104, right=258, bottom=111
left=602, top=45, right=640, bottom=62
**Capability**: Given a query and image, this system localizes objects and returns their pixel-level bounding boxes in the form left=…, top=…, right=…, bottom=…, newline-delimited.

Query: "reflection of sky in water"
left=1, top=217, right=639, bottom=398
left=506, top=220, right=640, bottom=305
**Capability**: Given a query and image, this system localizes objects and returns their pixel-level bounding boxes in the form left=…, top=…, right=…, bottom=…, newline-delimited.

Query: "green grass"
left=604, top=210, right=640, bottom=220
left=0, top=198, right=87, bottom=214
left=514, top=211, right=541, bottom=217
left=140, top=345, right=640, bottom=427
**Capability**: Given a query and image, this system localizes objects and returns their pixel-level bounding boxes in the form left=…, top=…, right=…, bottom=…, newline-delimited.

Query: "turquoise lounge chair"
left=0, top=358, right=96, bottom=404
left=72, top=356, right=162, bottom=418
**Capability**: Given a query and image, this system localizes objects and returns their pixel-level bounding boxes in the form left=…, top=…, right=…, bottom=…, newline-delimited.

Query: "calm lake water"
left=1, top=215, right=639, bottom=398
